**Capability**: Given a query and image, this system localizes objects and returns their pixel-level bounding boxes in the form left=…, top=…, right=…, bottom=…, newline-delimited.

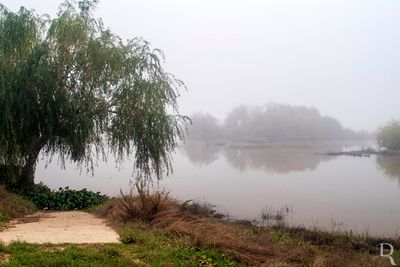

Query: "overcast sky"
left=3, top=0, right=400, bottom=131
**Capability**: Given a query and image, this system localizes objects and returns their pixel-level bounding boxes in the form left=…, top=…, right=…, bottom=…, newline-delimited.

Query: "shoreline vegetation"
left=1, top=184, right=399, bottom=266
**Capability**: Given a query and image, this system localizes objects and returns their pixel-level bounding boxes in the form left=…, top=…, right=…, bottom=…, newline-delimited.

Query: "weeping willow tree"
left=0, top=1, right=188, bottom=187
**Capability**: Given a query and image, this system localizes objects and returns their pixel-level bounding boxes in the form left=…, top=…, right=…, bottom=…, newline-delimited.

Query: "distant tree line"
left=188, top=104, right=369, bottom=142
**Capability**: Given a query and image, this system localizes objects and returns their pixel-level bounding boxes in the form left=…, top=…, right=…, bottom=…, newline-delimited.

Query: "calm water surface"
left=36, top=141, right=400, bottom=236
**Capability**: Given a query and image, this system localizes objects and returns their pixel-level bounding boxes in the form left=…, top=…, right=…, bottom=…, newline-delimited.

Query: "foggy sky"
left=4, top=0, right=400, bottom=131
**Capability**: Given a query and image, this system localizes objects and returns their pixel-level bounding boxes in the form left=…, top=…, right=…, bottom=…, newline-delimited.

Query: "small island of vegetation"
left=188, top=104, right=369, bottom=144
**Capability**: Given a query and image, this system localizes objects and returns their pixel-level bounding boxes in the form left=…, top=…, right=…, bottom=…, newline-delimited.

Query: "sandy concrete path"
left=0, top=211, right=120, bottom=244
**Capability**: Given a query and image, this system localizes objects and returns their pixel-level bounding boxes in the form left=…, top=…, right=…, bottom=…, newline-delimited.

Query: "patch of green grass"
left=0, top=213, right=6, bottom=228
left=270, top=229, right=292, bottom=246
left=117, top=224, right=243, bottom=266
left=0, top=228, right=243, bottom=267
left=392, top=251, right=400, bottom=265
left=0, top=243, right=133, bottom=267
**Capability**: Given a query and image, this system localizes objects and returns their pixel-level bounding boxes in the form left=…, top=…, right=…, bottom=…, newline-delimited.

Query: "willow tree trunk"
left=18, top=137, right=47, bottom=187
left=19, top=152, right=39, bottom=187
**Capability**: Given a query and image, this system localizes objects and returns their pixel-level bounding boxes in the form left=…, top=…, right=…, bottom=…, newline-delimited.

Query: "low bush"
left=23, top=183, right=109, bottom=210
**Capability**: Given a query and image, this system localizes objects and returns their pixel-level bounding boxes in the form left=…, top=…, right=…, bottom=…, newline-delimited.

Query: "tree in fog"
left=224, top=105, right=250, bottom=139
left=0, top=1, right=188, bottom=187
left=222, top=104, right=364, bottom=142
left=377, top=121, right=400, bottom=150
left=187, top=113, right=223, bottom=140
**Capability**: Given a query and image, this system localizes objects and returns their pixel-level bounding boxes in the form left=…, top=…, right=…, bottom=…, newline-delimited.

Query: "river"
left=36, top=140, right=400, bottom=237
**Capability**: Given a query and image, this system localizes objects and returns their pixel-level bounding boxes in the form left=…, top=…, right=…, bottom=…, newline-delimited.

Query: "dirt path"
left=0, top=211, right=120, bottom=244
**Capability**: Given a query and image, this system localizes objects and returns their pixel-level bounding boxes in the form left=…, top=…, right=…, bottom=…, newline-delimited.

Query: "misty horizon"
left=188, top=102, right=374, bottom=133
left=3, top=0, right=400, bottom=132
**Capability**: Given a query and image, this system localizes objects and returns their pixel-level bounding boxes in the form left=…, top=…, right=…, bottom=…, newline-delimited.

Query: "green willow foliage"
left=0, top=1, right=188, bottom=185
left=377, top=121, right=400, bottom=150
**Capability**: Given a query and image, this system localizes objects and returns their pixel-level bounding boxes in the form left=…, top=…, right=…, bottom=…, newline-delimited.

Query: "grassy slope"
left=0, top=186, right=35, bottom=227
left=1, top=222, right=398, bottom=267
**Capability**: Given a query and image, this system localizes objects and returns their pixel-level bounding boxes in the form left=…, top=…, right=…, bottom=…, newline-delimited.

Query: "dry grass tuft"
left=96, top=182, right=172, bottom=223
left=158, top=217, right=276, bottom=264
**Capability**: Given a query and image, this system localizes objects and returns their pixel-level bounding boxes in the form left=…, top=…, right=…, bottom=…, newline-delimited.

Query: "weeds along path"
left=0, top=211, right=120, bottom=244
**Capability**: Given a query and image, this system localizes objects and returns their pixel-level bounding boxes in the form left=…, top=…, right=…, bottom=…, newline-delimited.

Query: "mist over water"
left=3, top=0, right=400, bottom=131
left=37, top=140, right=400, bottom=236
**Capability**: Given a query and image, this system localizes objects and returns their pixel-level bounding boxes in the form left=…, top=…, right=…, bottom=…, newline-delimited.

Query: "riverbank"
left=94, top=187, right=400, bottom=266
left=318, top=148, right=400, bottom=157
left=1, top=185, right=399, bottom=266
left=0, top=187, right=240, bottom=266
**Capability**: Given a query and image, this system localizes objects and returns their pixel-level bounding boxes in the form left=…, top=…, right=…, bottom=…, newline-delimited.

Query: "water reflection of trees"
left=376, top=155, right=400, bottom=184
left=181, top=141, right=350, bottom=174
left=180, top=141, right=221, bottom=166
left=223, top=146, right=331, bottom=173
